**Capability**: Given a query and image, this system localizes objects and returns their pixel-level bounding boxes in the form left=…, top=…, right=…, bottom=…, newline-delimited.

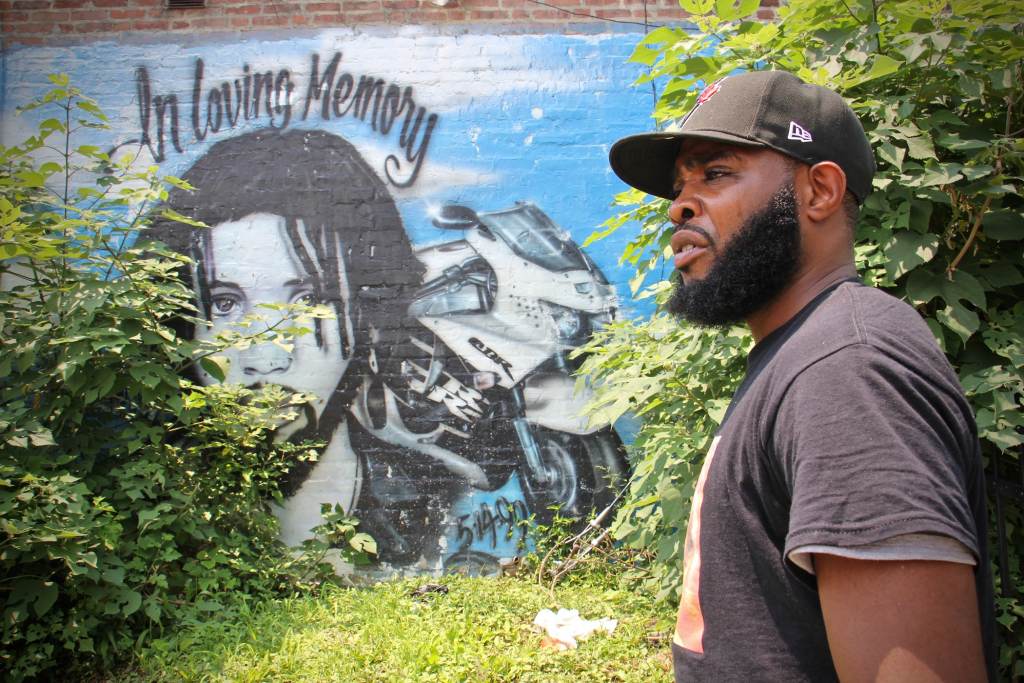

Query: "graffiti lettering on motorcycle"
left=456, top=498, right=530, bottom=551
left=469, top=337, right=515, bottom=382
left=132, top=52, right=439, bottom=186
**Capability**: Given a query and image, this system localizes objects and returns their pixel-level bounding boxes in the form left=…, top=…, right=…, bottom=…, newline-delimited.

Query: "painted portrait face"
left=192, top=212, right=354, bottom=439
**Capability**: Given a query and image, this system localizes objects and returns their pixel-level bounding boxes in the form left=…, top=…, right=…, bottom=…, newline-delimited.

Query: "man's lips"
left=671, top=227, right=711, bottom=270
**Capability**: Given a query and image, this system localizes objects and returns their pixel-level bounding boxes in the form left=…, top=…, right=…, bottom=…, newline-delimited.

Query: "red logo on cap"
left=695, top=79, right=723, bottom=107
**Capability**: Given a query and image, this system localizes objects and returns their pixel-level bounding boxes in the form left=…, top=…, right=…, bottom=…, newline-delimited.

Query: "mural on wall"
left=2, top=31, right=656, bottom=573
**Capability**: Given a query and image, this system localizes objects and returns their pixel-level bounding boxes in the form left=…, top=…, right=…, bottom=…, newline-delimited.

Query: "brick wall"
left=3, top=0, right=779, bottom=46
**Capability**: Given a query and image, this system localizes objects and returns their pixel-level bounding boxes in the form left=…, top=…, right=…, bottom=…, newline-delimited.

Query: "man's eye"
left=211, top=295, right=239, bottom=315
left=706, top=168, right=731, bottom=180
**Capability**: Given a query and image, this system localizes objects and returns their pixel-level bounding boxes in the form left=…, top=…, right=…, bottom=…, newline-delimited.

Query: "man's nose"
left=668, top=187, right=699, bottom=226
left=241, top=341, right=293, bottom=376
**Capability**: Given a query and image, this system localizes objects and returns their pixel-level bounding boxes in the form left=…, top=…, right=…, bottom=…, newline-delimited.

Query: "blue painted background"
left=2, top=28, right=662, bottom=573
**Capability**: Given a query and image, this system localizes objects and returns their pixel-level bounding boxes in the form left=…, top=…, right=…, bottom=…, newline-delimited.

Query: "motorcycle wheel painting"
left=520, top=427, right=627, bottom=526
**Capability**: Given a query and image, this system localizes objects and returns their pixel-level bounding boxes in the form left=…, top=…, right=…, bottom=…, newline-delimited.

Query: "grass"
left=122, top=573, right=674, bottom=682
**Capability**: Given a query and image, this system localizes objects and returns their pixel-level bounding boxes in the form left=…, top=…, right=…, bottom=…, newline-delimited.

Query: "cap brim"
left=609, top=131, right=766, bottom=200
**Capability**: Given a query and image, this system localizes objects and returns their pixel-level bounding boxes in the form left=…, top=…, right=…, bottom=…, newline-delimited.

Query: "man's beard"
left=667, top=183, right=801, bottom=327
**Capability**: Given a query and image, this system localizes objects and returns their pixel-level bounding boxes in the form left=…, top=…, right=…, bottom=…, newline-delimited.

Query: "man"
left=609, top=71, right=994, bottom=681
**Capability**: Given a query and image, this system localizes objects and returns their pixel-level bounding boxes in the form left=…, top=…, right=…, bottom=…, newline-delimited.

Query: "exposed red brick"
left=590, top=8, right=632, bottom=19
left=224, top=4, right=261, bottom=14
left=76, top=20, right=118, bottom=32
left=9, top=21, right=55, bottom=33
left=194, top=16, right=231, bottom=29
left=109, top=8, right=146, bottom=19
left=349, top=10, right=388, bottom=21
left=469, top=9, right=509, bottom=20
left=131, top=19, right=170, bottom=30
left=72, top=8, right=108, bottom=19
left=251, top=13, right=289, bottom=26
left=309, top=12, right=342, bottom=24
left=5, top=0, right=781, bottom=44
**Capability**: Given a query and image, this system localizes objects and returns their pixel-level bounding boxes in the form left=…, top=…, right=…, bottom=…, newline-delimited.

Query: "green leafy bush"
left=0, top=76, right=358, bottom=680
left=579, top=0, right=1023, bottom=675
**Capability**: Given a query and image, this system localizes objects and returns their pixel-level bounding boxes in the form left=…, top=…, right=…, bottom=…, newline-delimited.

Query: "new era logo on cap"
left=788, top=121, right=813, bottom=143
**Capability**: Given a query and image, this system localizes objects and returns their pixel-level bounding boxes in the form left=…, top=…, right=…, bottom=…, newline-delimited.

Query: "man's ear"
left=801, top=161, right=847, bottom=224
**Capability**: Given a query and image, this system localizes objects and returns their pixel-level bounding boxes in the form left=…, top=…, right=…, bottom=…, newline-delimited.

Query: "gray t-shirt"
left=672, top=281, right=995, bottom=681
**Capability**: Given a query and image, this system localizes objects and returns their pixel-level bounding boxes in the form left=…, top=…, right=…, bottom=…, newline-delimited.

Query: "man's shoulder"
left=791, top=281, right=933, bottom=351
left=766, top=281, right=944, bottom=380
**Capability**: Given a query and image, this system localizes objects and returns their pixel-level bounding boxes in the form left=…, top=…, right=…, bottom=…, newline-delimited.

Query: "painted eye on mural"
left=211, top=293, right=241, bottom=317
left=292, top=290, right=318, bottom=306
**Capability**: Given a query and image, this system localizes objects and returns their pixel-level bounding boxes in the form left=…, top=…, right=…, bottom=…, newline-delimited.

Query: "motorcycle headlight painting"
left=146, top=130, right=630, bottom=576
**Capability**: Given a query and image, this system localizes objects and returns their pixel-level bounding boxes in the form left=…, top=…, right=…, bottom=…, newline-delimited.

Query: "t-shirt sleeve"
left=774, top=343, right=980, bottom=564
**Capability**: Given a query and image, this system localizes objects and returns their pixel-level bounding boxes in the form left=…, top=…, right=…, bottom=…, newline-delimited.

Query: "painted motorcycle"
left=352, top=202, right=628, bottom=532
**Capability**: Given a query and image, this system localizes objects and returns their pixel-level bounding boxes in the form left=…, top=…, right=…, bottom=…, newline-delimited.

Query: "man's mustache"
left=673, top=223, right=716, bottom=247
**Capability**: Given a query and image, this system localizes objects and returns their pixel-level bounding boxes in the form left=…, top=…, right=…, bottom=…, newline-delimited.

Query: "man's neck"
left=746, top=262, right=858, bottom=342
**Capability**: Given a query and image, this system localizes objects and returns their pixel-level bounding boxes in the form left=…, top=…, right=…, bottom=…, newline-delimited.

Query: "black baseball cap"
left=609, top=71, right=876, bottom=203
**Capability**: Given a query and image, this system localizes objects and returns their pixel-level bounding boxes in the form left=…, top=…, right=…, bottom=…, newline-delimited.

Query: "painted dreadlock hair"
left=149, top=127, right=423, bottom=381
left=147, top=128, right=426, bottom=497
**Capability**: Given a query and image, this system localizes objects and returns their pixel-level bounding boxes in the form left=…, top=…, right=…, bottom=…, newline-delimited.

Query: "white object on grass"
left=532, top=608, right=618, bottom=650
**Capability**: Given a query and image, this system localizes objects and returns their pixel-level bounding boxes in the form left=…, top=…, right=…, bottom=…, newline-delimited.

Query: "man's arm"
left=815, top=555, right=987, bottom=682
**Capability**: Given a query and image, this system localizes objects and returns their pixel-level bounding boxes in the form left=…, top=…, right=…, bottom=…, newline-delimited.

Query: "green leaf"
left=158, top=207, right=207, bottom=229
left=349, top=532, right=378, bottom=555
left=144, top=600, right=162, bottom=622
left=982, top=209, right=1024, bottom=241
left=122, top=590, right=142, bottom=616
left=937, top=302, right=979, bottom=343
left=714, top=0, right=759, bottom=21
left=905, top=134, right=936, bottom=160
left=199, top=355, right=229, bottom=383
left=905, top=269, right=985, bottom=310
left=977, top=261, right=1023, bottom=288
left=679, top=0, right=714, bottom=15
left=877, top=141, right=906, bottom=170
left=882, top=230, right=939, bottom=279
left=860, top=55, right=902, bottom=83
left=75, top=99, right=108, bottom=121
left=102, top=567, right=126, bottom=585
left=28, top=429, right=56, bottom=447
left=34, top=582, right=58, bottom=617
